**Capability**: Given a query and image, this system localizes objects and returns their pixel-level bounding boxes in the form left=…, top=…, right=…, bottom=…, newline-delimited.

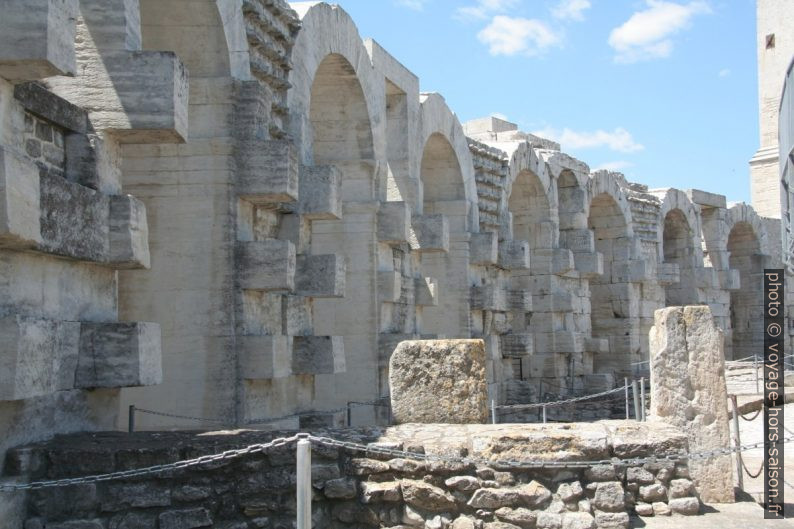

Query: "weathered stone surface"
left=238, top=140, right=299, bottom=204
left=295, top=254, right=345, bottom=298
left=299, top=165, right=341, bottom=219
left=536, top=512, right=562, bottom=529
left=638, top=484, right=666, bottom=503
left=360, top=480, right=401, bottom=503
left=668, top=497, right=699, bottom=515
left=445, top=476, right=480, bottom=492
left=484, top=523, right=522, bottom=529
left=0, top=147, right=42, bottom=249
left=494, top=507, right=536, bottom=528
left=237, top=239, right=296, bottom=292
left=239, top=335, right=292, bottom=380
left=409, top=214, right=449, bottom=252
left=557, top=481, right=583, bottom=503
left=451, top=516, right=477, bottom=529
left=323, top=477, right=358, bottom=499
left=468, top=481, right=551, bottom=509
left=109, top=194, right=150, bottom=269
left=100, top=483, right=170, bottom=512
left=0, top=0, right=77, bottom=80
left=561, top=512, right=595, bottom=529
left=593, top=511, right=629, bottom=529
left=625, top=467, right=654, bottom=485
left=291, top=335, right=345, bottom=375
left=651, top=502, right=671, bottom=516
left=389, top=339, right=487, bottom=424
left=158, top=508, right=212, bottom=529
left=667, top=478, right=694, bottom=499
left=634, top=502, right=653, bottom=516
left=400, top=479, right=457, bottom=512
left=649, top=305, right=734, bottom=503
left=75, top=322, right=162, bottom=388
left=592, top=482, right=625, bottom=513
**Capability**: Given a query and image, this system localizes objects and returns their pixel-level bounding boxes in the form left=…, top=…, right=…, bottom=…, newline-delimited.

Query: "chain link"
left=739, top=409, right=762, bottom=422
left=496, top=386, right=626, bottom=411
left=246, top=398, right=388, bottom=425
left=135, top=408, right=227, bottom=424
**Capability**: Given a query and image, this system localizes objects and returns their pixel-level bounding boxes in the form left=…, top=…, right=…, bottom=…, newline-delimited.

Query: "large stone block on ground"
left=389, top=339, right=487, bottom=424
left=0, top=0, right=77, bottom=81
left=75, top=322, right=162, bottom=388
left=649, top=305, right=733, bottom=503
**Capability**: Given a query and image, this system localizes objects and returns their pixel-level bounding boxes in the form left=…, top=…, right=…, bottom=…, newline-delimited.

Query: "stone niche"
left=389, top=339, right=488, bottom=424
left=649, top=305, right=734, bottom=503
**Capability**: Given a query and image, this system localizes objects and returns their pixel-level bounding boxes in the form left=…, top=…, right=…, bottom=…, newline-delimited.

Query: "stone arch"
left=587, top=176, right=639, bottom=377
left=139, top=0, right=236, bottom=78
left=657, top=190, right=703, bottom=306
left=586, top=172, right=634, bottom=235
left=556, top=169, right=588, bottom=232
left=726, top=208, right=767, bottom=361
left=418, top=129, right=471, bottom=339
left=657, top=189, right=702, bottom=263
left=418, top=93, right=478, bottom=216
left=506, top=143, right=556, bottom=249
left=288, top=3, right=385, bottom=175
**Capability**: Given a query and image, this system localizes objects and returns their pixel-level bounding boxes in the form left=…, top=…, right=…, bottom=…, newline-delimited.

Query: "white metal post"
left=297, top=439, right=311, bottom=529
left=542, top=405, right=547, bottom=424
left=624, top=378, right=630, bottom=420
left=632, top=380, right=641, bottom=421
left=491, top=399, right=496, bottom=424
left=640, top=377, right=646, bottom=422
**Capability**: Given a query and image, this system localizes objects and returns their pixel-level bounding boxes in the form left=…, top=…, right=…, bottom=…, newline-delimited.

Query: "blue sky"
left=329, top=0, right=758, bottom=203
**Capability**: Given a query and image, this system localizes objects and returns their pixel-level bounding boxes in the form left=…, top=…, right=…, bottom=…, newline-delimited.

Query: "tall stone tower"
left=750, top=0, right=794, bottom=219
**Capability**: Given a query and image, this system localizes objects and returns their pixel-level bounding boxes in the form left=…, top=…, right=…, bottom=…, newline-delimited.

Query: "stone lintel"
left=377, top=201, right=411, bottom=244
left=237, top=239, right=296, bottom=292
left=298, top=165, right=341, bottom=219
left=238, top=140, right=299, bottom=204
left=470, top=231, right=498, bottom=265
left=409, top=214, right=449, bottom=253
left=295, top=253, right=345, bottom=298
left=498, top=240, right=530, bottom=270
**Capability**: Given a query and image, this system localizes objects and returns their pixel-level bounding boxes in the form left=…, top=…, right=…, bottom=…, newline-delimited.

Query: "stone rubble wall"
left=6, top=421, right=701, bottom=529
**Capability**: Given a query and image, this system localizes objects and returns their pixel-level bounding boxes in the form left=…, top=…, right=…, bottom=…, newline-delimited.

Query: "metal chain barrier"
left=741, top=457, right=765, bottom=479
left=135, top=408, right=227, bottom=424
left=739, top=409, right=762, bottom=422
left=496, top=386, right=626, bottom=411
left=2, top=433, right=793, bottom=493
left=0, top=434, right=303, bottom=492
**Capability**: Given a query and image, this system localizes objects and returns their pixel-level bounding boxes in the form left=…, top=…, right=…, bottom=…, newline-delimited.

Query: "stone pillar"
left=649, top=305, right=734, bottom=503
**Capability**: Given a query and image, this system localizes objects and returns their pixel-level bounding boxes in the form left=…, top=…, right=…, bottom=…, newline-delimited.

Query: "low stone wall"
left=2, top=421, right=705, bottom=529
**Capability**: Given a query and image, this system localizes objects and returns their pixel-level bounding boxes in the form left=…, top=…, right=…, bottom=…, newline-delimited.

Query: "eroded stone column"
left=649, top=305, right=734, bottom=503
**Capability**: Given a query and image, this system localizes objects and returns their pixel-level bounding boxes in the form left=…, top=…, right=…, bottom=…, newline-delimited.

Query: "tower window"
left=767, top=33, right=776, bottom=49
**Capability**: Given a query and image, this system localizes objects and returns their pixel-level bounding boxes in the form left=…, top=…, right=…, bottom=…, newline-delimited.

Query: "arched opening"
left=509, top=170, right=552, bottom=249
left=588, top=193, right=638, bottom=377
left=309, top=54, right=375, bottom=200
left=727, top=222, right=764, bottom=361
left=662, top=209, right=699, bottom=306
left=309, top=53, right=379, bottom=412
left=420, top=133, right=469, bottom=338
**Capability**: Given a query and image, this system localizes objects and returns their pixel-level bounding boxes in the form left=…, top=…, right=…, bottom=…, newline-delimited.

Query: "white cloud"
left=608, top=1, right=711, bottom=63
left=396, top=0, right=427, bottom=11
left=719, top=68, right=731, bottom=77
left=594, top=160, right=634, bottom=172
left=455, top=0, right=519, bottom=21
left=533, top=127, right=645, bottom=153
left=552, top=0, right=591, bottom=21
left=478, top=16, right=562, bottom=56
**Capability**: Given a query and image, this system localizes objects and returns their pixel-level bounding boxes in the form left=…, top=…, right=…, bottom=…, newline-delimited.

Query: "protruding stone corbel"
left=239, top=335, right=292, bottom=380
left=237, top=239, right=296, bottom=292
left=295, top=254, right=345, bottom=298
left=409, top=214, right=449, bottom=253
left=292, top=336, right=345, bottom=375
left=470, top=231, right=498, bottom=265
left=299, top=165, right=341, bottom=219
left=377, top=201, right=411, bottom=244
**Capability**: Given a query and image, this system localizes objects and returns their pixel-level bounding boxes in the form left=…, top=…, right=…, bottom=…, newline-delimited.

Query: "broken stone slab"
left=389, top=339, right=487, bottom=424
left=46, top=50, right=188, bottom=144
left=108, top=194, right=150, bottom=269
left=687, top=189, right=726, bottom=209
left=237, top=140, right=299, bottom=204
left=414, top=277, right=438, bottom=306
left=75, top=321, right=162, bottom=389
left=239, top=335, right=292, bottom=380
left=498, top=240, right=530, bottom=270
left=0, top=316, right=79, bottom=401
left=649, top=305, right=733, bottom=503
left=409, top=214, right=449, bottom=252
left=470, top=231, right=498, bottom=265
left=237, top=239, right=296, bottom=292
left=0, top=147, right=42, bottom=249
left=0, top=0, right=78, bottom=81
left=295, top=254, right=345, bottom=298
left=298, top=165, right=341, bottom=219
left=291, top=336, right=345, bottom=375
left=378, top=201, right=411, bottom=244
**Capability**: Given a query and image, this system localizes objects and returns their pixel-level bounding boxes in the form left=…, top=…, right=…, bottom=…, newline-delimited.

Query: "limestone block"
left=414, top=277, right=438, bottom=306
left=612, top=260, right=650, bottom=283
left=471, top=285, right=507, bottom=311
left=532, top=292, right=573, bottom=313
left=718, top=269, right=740, bottom=290
left=14, top=82, right=88, bottom=133
left=0, top=316, right=79, bottom=401
left=295, top=254, right=345, bottom=298
left=0, top=147, right=42, bottom=249
left=470, top=232, right=498, bottom=265
left=239, top=335, right=291, bottom=380
left=39, top=172, right=110, bottom=262
left=584, top=337, right=609, bottom=354
left=507, top=290, right=532, bottom=312
left=705, top=250, right=730, bottom=270
left=573, top=252, right=603, bottom=278
left=0, top=0, right=77, bottom=80
left=379, top=270, right=402, bottom=303
left=553, top=248, right=575, bottom=275
left=534, top=331, right=583, bottom=353
left=238, top=140, right=299, bottom=204
left=75, top=322, right=162, bottom=388
left=500, top=334, right=533, bottom=358
left=378, top=201, right=410, bottom=244
left=292, top=336, right=345, bottom=375
left=656, top=262, right=680, bottom=286
left=108, top=194, right=150, bottom=269
left=649, top=306, right=733, bottom=502
left=237, top=239, right=295, bottom=292
left=47, top=50, right=188, bottom=143
left=694, top=267, right=718, bottom=289
left=409, top=214, right=449, bottom=253
left=499, top=240, right=530, bottom=270
left=298, top=165, right=341, bottom=219
left=687, top=189, right=726, bottom=209
left=390, top=339, right=487, bottom=423
left=560, top=229, right=594, bottom=253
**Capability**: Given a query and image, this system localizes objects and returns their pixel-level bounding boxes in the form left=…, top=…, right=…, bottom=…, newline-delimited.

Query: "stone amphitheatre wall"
left=0, top=0, right=791, bottom=480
